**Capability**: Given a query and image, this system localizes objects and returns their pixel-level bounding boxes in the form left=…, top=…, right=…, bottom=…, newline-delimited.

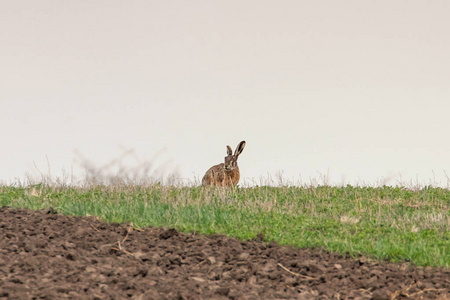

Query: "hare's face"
left=224, top=155, right=238, bottom=171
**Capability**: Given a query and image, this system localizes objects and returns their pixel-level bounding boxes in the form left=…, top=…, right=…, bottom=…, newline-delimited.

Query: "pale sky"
left=1, top=1, right=450, bottom=186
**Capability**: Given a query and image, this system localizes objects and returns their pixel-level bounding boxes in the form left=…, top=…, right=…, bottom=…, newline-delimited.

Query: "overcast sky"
left=1, top=1, right=450, bottom=186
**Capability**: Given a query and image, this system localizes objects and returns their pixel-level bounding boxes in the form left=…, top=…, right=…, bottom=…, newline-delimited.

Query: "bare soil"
left=0, top=206, right=448, bottom=299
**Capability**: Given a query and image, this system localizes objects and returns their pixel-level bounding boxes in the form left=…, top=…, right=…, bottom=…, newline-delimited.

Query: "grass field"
left=1, top=184, right=449, bottom=268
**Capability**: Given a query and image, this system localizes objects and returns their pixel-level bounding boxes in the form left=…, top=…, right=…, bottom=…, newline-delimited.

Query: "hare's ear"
left=226, top=145, right=233, bottom=156
left=234, top=141, right=246, bottom=157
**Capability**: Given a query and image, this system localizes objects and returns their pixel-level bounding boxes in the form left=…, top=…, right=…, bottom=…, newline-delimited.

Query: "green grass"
left=1, top=184, right=449, bottom=268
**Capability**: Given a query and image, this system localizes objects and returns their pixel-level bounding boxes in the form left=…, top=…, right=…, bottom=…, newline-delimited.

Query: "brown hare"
left=202, top=141, right=246, bottom=186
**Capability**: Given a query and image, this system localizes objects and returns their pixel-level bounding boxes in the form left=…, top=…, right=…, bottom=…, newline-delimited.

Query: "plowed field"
left=0, top=207, right=448, bottom=299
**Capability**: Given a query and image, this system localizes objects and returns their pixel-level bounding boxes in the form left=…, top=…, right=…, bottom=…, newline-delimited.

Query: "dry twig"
left=109, top=224, right=137, bottom=257
left=277, top=263, right=316, bottom=280
left=406, top=289, right=447, bottom=298
left=90, top=224, right=100, bottom=232
left=390, top=281, right=445, bottom=299
left=359, top=288, right=373, bottom=296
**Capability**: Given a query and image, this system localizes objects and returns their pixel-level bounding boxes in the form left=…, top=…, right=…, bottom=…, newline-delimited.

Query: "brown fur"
left=202, top=141, right=246, bottom=187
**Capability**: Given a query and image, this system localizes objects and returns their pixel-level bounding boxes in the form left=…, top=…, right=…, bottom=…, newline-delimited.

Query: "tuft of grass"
left=0, top=184, right=449, bottom=268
